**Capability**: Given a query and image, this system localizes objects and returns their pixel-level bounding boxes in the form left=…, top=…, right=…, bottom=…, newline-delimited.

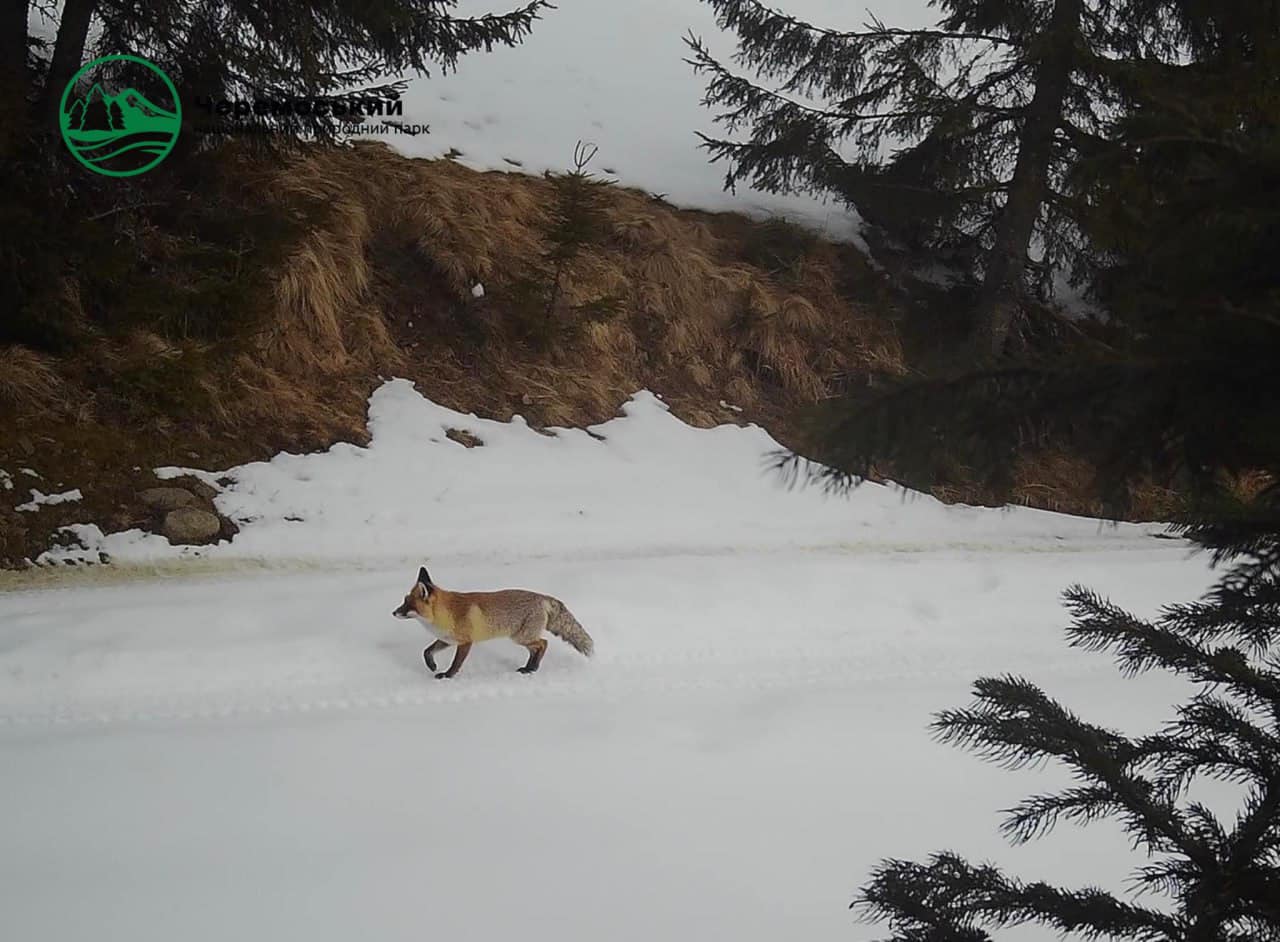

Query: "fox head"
left=392, top=567, right=434, bottom=619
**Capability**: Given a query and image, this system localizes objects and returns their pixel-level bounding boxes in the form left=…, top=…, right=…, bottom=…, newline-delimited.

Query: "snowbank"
left=42, top=379, right=1167, bottom=567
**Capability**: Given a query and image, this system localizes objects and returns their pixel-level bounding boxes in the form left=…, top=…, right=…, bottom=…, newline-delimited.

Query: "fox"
left=391, top=567, right=594, bottom=679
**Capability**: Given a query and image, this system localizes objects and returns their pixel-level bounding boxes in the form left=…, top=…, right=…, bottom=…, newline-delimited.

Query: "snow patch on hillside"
left=16, top=488, right=82, bottom=513
left=39, top=379, right=1170, bottom=568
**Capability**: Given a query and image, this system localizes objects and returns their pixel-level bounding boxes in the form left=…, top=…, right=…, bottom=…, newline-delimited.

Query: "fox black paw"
left=434, top=672, right=452, bottom=680
left=517, top=666, right=537, bottom=674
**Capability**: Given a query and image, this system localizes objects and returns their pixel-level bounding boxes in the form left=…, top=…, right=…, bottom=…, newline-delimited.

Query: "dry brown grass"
left=927, top=450, right=1184, bottom=521
left=178, top=140, right=903, bottom=434
left=1011, top=452, right=1110, bottom=516
left=12, top=138, right=1195, bottom=564
left=1231, top=469, right=1275, bottom=503
left=0, top=345, right=68, bottom=413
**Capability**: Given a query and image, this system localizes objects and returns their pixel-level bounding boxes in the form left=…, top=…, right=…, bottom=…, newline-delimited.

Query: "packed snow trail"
left=1, top=547, right=1214, bottom=941
left=1, top=381, right=1215, bottom=940
left=0, top=546, right=1205, bottom=728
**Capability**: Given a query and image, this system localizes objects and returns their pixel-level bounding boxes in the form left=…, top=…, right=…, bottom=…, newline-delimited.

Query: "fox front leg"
left=423, top=640, right=449, bottom=673
left=436, top=642, right=472, bottom=680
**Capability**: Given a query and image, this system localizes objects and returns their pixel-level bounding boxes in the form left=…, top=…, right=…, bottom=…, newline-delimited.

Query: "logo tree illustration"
left=65, top=98, right=85, bottom=131
left=80, top=88, right=112, bottom=132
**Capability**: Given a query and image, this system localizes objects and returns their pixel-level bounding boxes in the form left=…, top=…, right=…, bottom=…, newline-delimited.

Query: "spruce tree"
left=1070, top=4, right=1280, bottom=341
left=771, top=3, right=1280, bottom=517
left=685, top=0, right=1197, bottom=357
left=855, top=510, right=1280, bottom=941
left=66, top=99, right=85, bottom=132
left=36, top=0, right=552, bottom=137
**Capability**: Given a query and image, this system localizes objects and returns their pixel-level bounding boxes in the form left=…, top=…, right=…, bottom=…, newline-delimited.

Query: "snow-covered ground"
left=39, top=380, right=1169, bottom=567
left=2, top=380, right=1216, bottom=940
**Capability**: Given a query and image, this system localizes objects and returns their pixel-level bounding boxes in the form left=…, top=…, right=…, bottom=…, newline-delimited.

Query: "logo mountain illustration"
left=58, top=55, right=182, bottom=177
left=63, top=83, right=178, bottom=134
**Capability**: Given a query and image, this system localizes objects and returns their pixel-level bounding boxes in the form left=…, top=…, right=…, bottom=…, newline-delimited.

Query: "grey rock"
left=139, top=487, right=198, bottom=512
left=162, top=507, right=222, bottom=545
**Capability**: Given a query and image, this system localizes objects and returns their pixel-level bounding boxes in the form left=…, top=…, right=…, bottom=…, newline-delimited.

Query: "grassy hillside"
left=0, top=141, right=1177, bottom=567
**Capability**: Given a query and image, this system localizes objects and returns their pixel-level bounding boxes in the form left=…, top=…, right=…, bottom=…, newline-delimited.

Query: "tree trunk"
left=0, top=0, right=30, bottom=155
left=43, top=0, right=97, bottom=131
left=973, top=0, right=1082, bottom=360
left=2, top=0, right=28, bottom=85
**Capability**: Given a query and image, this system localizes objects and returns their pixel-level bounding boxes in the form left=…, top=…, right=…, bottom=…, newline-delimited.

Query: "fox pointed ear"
left=418, top=567, right=432, bottom=588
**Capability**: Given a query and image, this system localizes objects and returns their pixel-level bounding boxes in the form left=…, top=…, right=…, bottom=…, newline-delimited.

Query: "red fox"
left=392, top=567, right=594, bottom=679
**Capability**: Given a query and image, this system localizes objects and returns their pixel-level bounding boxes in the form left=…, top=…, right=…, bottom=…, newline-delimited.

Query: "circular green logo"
left=59, top=54, right=181, bottom=177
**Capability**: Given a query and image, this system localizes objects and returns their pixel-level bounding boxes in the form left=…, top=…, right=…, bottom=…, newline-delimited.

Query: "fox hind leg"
left=518, top=638, right=548, bottom=674
left=436, top=642, right=471, bottom=679
left=513, top=607, right=550, bottom=674
left=423, top=640, right=449, bottom=673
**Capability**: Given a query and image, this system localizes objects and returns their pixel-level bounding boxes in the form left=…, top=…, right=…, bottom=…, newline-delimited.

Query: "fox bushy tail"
left=545, top=598, right=593, bottom=657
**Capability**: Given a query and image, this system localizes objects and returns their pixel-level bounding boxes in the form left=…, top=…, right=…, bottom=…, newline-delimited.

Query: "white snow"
left=471, top=281, right=486, bottom=298
left=40, top=379, right=1166, bottom=567
left=0, top=469, right=11, bottom=491
left=352, top=1, right=932, bottom=244
left=34, top=522, right=189, bottom=566
left=1, top=379, right=1219, bottom=941
left=14, top=487, right=82, bottom=513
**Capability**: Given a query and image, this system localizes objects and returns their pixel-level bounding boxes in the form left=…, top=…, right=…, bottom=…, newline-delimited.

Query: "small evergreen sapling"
left=508, top=141, right=622, bottom=353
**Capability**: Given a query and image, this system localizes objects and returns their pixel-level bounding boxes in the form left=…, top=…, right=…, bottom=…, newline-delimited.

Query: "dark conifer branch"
left=39, top=0, right=554, bottom=143
left=707, top=0, right=1018, bottom=48
left=686, top=0, right=1245, bottom=357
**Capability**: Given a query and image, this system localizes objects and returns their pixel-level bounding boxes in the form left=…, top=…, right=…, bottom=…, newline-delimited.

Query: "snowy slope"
left=370, top=1, right=1105, bottom=318
left=42, top=379, right=1168, bottom=567
left=1, top=380, right=1216, bottom=941
left=363, top=0, right=933, bottom=242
